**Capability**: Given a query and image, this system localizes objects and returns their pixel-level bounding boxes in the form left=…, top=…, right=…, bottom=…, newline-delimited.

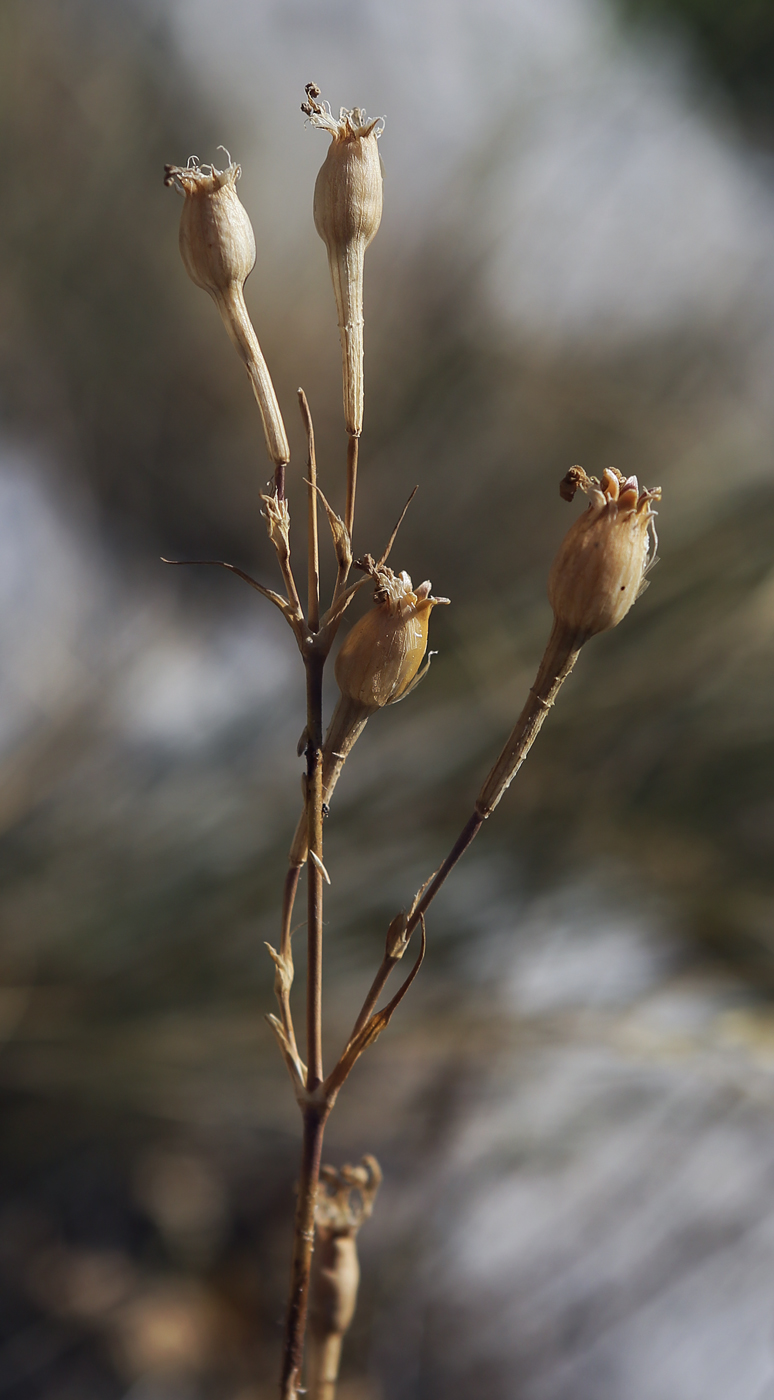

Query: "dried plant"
left=164, top=85, right=661, bottom=1400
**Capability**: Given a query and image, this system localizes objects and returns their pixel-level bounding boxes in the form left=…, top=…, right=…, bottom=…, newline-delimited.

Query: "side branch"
left=334, top=621, right=583, bottom=1070
left=299, top=389, right=321, bottom=631
left=345, top=434, right=358, bottom=542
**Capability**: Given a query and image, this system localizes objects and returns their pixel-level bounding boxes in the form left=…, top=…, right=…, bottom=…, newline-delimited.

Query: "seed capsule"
left=164, top=156, right=289, bottom=470
left=288, top=567, right=449, bottom=868
left=303, top=84, right=384, bottom=438
left=548, top=466, right=660, bottom=642
left=334, top=569, right=447, bottom=709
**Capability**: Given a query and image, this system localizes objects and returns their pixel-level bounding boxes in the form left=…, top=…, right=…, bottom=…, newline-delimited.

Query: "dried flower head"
left=164, top=154, right=289, bottom=470
left=303, top=83, right=384, bottom=437
left=164, top=154, right=255, bottom=296
left=335, top=566, right=448, bottom=711
left=548, top=466, right=660, bottom=642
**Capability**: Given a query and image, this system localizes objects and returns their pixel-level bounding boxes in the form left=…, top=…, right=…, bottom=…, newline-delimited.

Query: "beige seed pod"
left=288, top=567, right=449, bottom=867
left=308, top=1157, right=382, bottom=1400
left=548, top=466, right=660, bottom=642
left=164, top=156, right=290, bottom=470
left=334, top=568, right=445, bottom=709
left=303, top=84, right=383, bottom=438
left=476, top=467, right=661, bottom=817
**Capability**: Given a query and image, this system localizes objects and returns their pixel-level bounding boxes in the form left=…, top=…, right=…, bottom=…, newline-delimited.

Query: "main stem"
left=306, top=651, right=325, bottom=1090
left=280, top=648, right=327, bottom=1399
left=279, top=1104, right=329, bottom=1399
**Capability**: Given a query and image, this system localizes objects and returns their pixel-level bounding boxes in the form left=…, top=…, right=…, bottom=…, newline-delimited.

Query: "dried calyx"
left=308, top=1157, right=382, bottom=1400
left=303, top=83, right=384, bottom=438
left=549, top=466, right=660, bottom=644
left=164, top=155, right=289, bottom=471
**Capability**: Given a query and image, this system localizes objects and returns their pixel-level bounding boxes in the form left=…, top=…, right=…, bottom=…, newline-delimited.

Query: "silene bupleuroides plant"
left=163, top=81, right=661, bottom=1400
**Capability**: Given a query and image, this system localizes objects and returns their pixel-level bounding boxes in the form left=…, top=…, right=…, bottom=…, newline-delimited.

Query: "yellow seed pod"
left=335, top=570, right=447, bottom=711
left=548, top=467, right=660, bottom=641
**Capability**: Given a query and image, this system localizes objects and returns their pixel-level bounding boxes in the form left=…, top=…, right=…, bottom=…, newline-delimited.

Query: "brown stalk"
left=275, top=864, right=302, bottom=1066
left=280, top=645, right=328, bottom=1397
left=213, top=284, right=290, bottom=480
left=402, top=620, right=581, bottom=933
left=299, top=389, right=321, bottom=632
left=338, top=621, right=582, bottom=1062
left=280, top=1101, right=330, bottom=1400
left=345, top=434, right=358, bottom=542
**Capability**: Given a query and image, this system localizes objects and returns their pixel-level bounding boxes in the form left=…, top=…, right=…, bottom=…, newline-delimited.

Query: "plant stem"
left=348, top=622, right=583, bottom=1042
left=410, top=622, right=582, bottom=930
left=214, top=284, right=290, bottom=473
left=279, top=1103, right=330, bottom=1400
left=306, top=651, right=325, bottom=1090
left=278, top=864, right=302, bottom=1059
left=308, top=1332, right=344, bottom=1400
left=279, top=642, right=328, bottom=1397
left=299, top=390, right=320, bottom=632
left=345, top=434, right=358, bottom=542
left=408, top=622, right=580, bottom=933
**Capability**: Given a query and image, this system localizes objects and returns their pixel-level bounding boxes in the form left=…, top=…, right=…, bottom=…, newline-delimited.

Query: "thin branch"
left=305, top=652, right=325, bottom=1091
left=377, top=485, right=419, bottom=568
left=336, top=623, right=584, bottom=1078
left=325, top=918, right=426, bottom=1096
left=306, top=480, right=352, bottom=612
left=345, top=434, right=358, bottom=543
left=266, top=1012, right=306, bottom=1094
left=270, top=863, right=303, bottom=1072
left=161, top=557, right=294, bottom=617
left=299, top=389, right=320, bottom=631
left=401, top=622, right=583, bottom=945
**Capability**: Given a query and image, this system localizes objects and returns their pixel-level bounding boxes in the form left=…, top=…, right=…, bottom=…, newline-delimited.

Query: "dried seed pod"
left=335, top=568, right=447, bottom=710
left=548, top=466, right=660, bottom=642
left=476, top=467, right=662, bottom=817
left=308, top=1157, right=382, bottom=1400
left=288, top=567, right=449, bottom=867
left=164, top=156, right=290, bottom=469
left=303, top=84, right=383, bottom=437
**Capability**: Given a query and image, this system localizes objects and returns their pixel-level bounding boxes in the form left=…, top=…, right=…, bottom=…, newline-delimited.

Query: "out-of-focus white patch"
left=503, top=909, right=671, bottom=1012
left=468, top=882, right=675, bottom=1013
left=0, top=447, right=102, bottom=754
left=0, top=442, right=294, bottom=759
left=116, top=620, right=292, bottom=748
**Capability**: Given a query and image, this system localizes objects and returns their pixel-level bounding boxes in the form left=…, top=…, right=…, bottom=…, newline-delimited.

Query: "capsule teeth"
left=600, top=469, right=620, bottom=500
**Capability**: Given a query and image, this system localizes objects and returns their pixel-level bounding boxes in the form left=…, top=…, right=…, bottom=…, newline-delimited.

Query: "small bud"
left=335, top=568, right=448, bottom=711
left=164, top=156, right=290, bottom=469
left=548, top=466, right=660, bottom=642
left=385, top=911, right=409, bottom=961
left=303, top=83, right=384, bottom=437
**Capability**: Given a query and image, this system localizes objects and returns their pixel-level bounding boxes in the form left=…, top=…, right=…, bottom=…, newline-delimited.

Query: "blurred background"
left=3, top=0, right=774, bottom=1395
